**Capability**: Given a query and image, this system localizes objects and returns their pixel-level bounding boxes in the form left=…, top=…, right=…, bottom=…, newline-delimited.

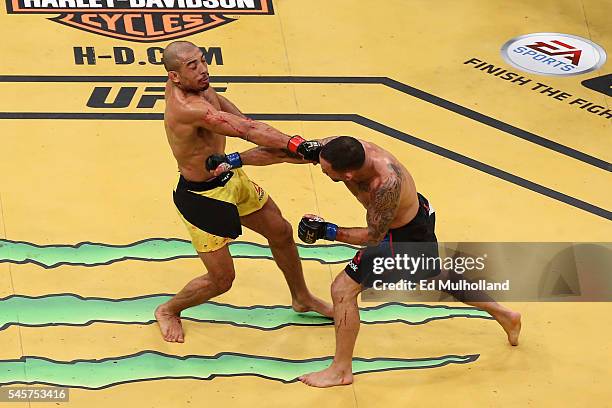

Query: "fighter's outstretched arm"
left=183, top=101, right=290, bottom=149
left=239, top=136, right=339, bottom=166
left=240, top=147, right=314, bottom=165
left=206, top=143, right=321, bottom=176
left=206, top=136, right=337, bottom=175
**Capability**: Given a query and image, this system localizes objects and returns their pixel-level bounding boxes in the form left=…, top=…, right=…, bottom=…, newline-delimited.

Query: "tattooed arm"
left=365, top=174, right=402, bottom=243
left=335, top=170, right=402, bottom=245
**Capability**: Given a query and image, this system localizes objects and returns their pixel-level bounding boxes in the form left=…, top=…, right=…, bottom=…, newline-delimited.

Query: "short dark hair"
left=320, top=136, right=365, bottom=171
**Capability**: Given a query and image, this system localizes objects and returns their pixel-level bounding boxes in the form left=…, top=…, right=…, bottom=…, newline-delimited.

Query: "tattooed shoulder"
left=366, top=171, right=403, bottom=244
left=387, top=162, right=404, bottom=180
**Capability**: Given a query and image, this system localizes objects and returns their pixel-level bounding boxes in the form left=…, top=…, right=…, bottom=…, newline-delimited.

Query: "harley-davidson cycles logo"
left=6, top=0, right=274, bottom=42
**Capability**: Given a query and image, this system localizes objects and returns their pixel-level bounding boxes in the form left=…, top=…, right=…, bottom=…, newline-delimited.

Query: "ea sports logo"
left=501, top=33, right=607, bottom=76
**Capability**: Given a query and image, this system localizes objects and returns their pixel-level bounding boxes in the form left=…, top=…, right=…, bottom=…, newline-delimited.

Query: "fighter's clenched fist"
left=298, top=214, right=338, bottom=243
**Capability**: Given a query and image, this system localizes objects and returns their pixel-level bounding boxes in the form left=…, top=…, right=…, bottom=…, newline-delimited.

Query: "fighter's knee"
left=268, top=219, right=293, bottom=244
left=331, top=274, right=353, bottom=303
left=213, top=273, right=235, bottom=294
left=281, top=220, right=293, bottom=241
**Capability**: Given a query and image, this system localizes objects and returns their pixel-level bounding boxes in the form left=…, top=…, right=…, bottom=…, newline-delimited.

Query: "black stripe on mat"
left=0, top=75, right=608, bottom=171
left=0, top=110, right=609, bottom=221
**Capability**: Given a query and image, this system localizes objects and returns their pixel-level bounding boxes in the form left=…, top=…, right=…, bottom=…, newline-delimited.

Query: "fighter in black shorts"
left=344, top=192, right=440, bottom=288
left=207, top=135, right=522, bottom=388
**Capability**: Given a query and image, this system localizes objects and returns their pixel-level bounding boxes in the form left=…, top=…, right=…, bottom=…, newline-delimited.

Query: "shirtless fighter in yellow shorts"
left=155, top=41, right=332, bottom=342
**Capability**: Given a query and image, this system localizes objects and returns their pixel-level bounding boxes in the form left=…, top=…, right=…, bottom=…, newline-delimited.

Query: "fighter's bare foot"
left=298, top=365, right=353, bottom=388
left=498, top=311, right=521, bottom=346
left=155, top=305, right=185, bottom=343
left=292, top=294, right=333, bottom=318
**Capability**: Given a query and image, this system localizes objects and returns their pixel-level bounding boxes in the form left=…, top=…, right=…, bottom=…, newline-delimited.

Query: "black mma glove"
left=206, top=152, right=242, bottom=175
left=298, top=214, right=338, bottom=244
left=287, top=136, right=323, bottom=162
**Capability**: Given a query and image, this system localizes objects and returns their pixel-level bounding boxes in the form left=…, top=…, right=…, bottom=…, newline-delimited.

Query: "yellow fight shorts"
left=173, top=169, right=268, bottom=252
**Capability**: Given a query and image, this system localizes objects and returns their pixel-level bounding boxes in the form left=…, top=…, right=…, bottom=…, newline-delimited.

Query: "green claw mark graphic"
left=0, top=294, right=492, bottom=331
left=0, top=239, right=356, bottom=268
left=0, top=351, right=479, bottom=389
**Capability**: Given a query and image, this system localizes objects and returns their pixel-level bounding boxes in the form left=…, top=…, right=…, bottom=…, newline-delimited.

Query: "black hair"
left=320, top=136, right=365, bottom=171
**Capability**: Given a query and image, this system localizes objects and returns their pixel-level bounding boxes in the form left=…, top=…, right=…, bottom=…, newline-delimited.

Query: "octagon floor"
left=0, top=1, right=610, bottom=407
